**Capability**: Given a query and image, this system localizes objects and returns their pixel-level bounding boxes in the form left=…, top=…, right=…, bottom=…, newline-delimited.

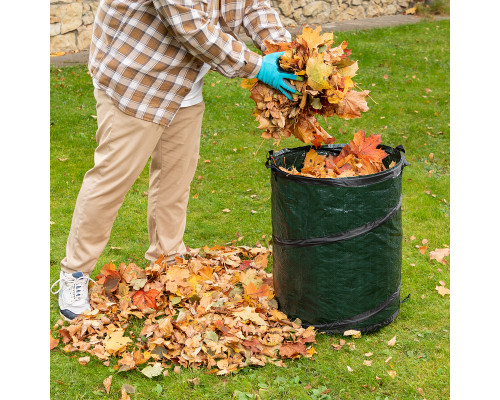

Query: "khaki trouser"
left=60, top=88, right=205, bottom=274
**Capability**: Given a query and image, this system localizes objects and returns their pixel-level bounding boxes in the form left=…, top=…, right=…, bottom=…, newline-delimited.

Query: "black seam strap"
left=273, top=194, right=403, bottom=248
left=302, top=282, right=401, bottom=331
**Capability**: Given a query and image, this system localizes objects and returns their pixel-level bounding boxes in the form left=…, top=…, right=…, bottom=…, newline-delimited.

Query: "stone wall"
left=50, top=0, right=414, bottom=53
left=271, top=0, right=414, bottom=26
left=50, top=0, right=99, bottom=53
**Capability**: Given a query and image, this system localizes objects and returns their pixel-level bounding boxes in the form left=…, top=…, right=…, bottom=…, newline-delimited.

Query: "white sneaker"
left=50, top=271, right=95, bottom=321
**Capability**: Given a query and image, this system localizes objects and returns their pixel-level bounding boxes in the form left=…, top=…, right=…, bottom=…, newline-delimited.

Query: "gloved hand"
left=256, top=51, right=298, bottom=100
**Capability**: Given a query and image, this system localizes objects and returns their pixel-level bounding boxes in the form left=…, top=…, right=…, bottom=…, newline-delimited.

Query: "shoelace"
left=50, top=274, right=96, bottom=304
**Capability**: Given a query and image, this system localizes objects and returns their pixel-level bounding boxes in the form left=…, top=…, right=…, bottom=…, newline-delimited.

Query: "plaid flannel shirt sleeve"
left=153, top=0, right=262, bottom=78
left=242, top=0, right=292, bottom=52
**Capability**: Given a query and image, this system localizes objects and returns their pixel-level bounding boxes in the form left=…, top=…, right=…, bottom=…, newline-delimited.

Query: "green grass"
left=50, top=20, right=450, bottom=400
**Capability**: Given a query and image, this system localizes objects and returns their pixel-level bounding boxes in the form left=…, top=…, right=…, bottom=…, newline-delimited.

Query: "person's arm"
left=153, top=0, right=262, bottom=79
left=241, top=0, right=292, bottom=52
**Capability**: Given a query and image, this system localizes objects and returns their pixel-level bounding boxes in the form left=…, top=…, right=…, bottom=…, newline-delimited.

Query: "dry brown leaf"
left=387, top=335, right=397, bottom=346
left=343, top=330, right=362, bottom=338
left=435, top=285, right=450, bottom=296
left=120, top=388, right=131, bottom=400
left=50, top=332, right=59, bottom=350
left=78, top=356, right=90, bottom=366
left=418, top=246, right=428, bottom=255
left=430, top=248, right=450, bottom=265
left=103, top=375, right=113, bottom=394
left=387, top=370, right=397, bottom=378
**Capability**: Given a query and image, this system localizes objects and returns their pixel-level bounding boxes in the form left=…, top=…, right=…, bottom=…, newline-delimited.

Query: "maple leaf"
left=244, top=282, right=273, bottom=300
left=141, top=363, right=164, bottom=378
left=240, top=78, right=258, bottom=90
left=104, top=330, right=132, bottom=355
left=430, top=248, right=450, bottom=265
left=279, top=342, right=307, bottom=358
left=306, top=53, right=334, bottom=91
left=132, top=289, right=160, bottom=311
left=297, top=26, right=334, bottom=53
left=337, top=90, right=370, bottom=119
left=233, top=306, right=268, bottom=326
left=50, top=331, right=59, bottom=350
left=263, top=39, right=293, bottom=55
left=349, top=130, right=388, bottom=163
left=96, top=262, right=121, bottom=293
left=435, top=285, right=450, bottom=296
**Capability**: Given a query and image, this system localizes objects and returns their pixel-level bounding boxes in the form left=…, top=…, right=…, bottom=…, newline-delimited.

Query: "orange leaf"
left=279, top=342, right=307, bottom=358
left=349, top=130, right=388, bottom=163
left=50, top=331, right=59, bottom=350
left=132, top=289, right=160, bottom=311
left=418, top=246, right=428, bottom=255
left=244, top=282, right=273, bottom=300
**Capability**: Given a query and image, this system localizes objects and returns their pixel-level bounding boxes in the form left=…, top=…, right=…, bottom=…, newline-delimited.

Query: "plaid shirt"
left=89, top=0, right=291, bottom=126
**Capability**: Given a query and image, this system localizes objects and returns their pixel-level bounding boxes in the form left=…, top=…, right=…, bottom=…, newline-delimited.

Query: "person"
left=50, top=0, right=297, bottom=321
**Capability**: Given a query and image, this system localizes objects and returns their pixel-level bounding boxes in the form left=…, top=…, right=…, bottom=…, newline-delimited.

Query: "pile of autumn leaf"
left=243, top=26, right=370, bottom=147
left=279, top=130, right=395, bottom=179
left=51, top=246, right=316, bottom=376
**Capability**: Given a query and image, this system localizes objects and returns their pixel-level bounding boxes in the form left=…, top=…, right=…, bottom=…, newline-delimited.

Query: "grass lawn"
left=50, top=20, right=450, bottom=400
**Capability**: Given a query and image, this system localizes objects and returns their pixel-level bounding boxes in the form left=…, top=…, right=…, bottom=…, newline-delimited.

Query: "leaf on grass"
left=387, top=335, right=397, bottom=346
left=141, top=363, right=164, bottom=378
left=120, top=388, right=131, bottom=400
left=103, top=375, right=112, bottom=394
left=435, top=285, right=450, bottom=296
left=78, top=356, right=90, bottom=366
left=430, top=248, right=450, bottom=265
left=343, top=330, right=361, bottom=338
left=50, top=332, right=59, bottom=350
left=387, top=370, right=397, bottom=378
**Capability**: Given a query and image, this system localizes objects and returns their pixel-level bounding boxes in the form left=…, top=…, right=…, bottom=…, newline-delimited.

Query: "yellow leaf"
left=306, top=53, right=333, bottom=91
left=343, top=329, right=362, bottom=338
left=104, top=330, right=132, bottom=355
left=387, top=370, right=397, bottom=378
left=233, top=306, right=268, bottom=326
left=387, top=335, right=397, bottom=346
left=241, top=78, right=258, bottom=90
left=297, top=26, right=334, bottom=52
left=340, top=61, right=359, bottom=77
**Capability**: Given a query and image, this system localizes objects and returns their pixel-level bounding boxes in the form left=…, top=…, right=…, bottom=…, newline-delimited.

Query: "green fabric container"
left=266, top=144, right=409, bottom=334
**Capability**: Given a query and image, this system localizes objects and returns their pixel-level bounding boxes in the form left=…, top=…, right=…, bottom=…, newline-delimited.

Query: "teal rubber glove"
left=256, top=51, right=298, bottom=100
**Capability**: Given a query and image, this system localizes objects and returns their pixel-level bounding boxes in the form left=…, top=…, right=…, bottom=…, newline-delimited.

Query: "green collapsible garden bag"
left=266, top=143, right=409, bottom=334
